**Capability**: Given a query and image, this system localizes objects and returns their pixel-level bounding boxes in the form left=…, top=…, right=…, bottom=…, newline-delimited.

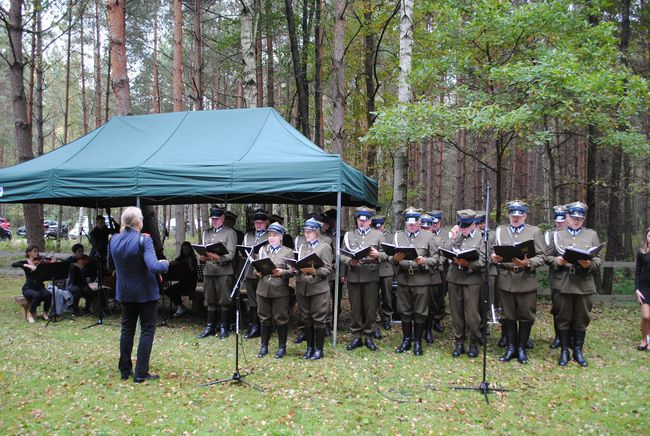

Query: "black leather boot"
left=572, top=329, right=588, bottom=367
left=395, top=321, right=413, bottom=353
left=197, top=310, right=217, bottom=338
left=373, top=326, right=382, bottom=339
left=517, top=321, right=533, bottom=364
left=310, top=327, right=325, bottom=360
left=219, top=309, right=230, bottom=339
left=467, top=342, right=479, bottom=358
left=257, top=324, right=271, bottom=358
left=425, top=315, right=434, bottom=344
left=558, top=329, right=570, bottom=366
left=550, top=321, right=560, bottom=349
left=245, top=307, right=260, bottom=339
left=301, top=327, right=314, bottom=359
left=499, top=320, right=517, bottom=362
left=365, top=335, right=378, bottom=351
left=452, top=341, right=465, bottom=357
left=413, top=322, right=425, bottom=356
left=346, top=337, right=363, bottom=350
left=498, top=320, right=507, bottom=348
left=293, top=328, right=306, bottom=344
left=274, top=325, right=288, bottom=358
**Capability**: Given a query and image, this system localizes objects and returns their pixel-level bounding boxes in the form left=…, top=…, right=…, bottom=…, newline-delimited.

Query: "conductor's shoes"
left=346, top=337, right=363, bottom=350
left=134, top=373, right=159, bottom=384
left=120, top=371, right=132, bottom=381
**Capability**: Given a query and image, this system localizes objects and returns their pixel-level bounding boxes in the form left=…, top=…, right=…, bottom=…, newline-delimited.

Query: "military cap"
left=371, top=215, right=386, bottom=228
left=270, top=213, right=284, bottom=224
left=355, top=206, right=375, bottom=221
left=429, top=210, right=443, bottom=223
left=507, top=200, right=528, bottom=216
left=566, top=201, right=587, bottom=219
left=253, top=209, right=270, bottom=221
left=303, top=217, right=323, bottom=231
left=403, top=207, right=421, bottom=224
left=552, top=205, right=567, bottom=222
left=267, top=222, right=286, bottom=235
left=209, top=206, right=225, bottom=218
left=475, top=210, right=487, bottom=224
left=420, top=214, right=434, bottom=227
left=456, top=209, right=476, bottom=227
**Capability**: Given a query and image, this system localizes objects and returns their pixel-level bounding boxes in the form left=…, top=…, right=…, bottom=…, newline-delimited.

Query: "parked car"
left=0, top=217, right=11, bottom=240
left=44, top=220, right=69, bottom=239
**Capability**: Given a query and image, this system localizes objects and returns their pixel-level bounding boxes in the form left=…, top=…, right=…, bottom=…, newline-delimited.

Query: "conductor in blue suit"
left=109, top=206, right=169, bottom=383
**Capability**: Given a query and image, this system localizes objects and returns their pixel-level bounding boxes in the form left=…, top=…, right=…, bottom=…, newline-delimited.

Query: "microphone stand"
left=199, top=230, right=264, bottom=391
left=451, top=180, right=510, bottom=404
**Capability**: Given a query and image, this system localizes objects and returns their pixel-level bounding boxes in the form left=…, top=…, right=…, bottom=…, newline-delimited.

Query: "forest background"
left=1, top=0, right=649, bottom=294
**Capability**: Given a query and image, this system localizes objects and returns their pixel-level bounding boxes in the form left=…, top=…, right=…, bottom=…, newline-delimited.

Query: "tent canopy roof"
left=0, top=108, right=378, bottom=208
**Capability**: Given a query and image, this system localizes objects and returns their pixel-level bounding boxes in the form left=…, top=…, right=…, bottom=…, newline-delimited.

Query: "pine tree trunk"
left=265, top=0, right=274, bottom=107
left=173, top=0, right=186, bottom=255
left=94, top=0, right=102, bottom=127
left=331, top=0, right=345, bottom=154
left=255, top=0, right=263, bottom=107
left=241, top=0, right=258, bottom=108
left=80, top=4, right=89, bottom=134
left=314, top=0, right=323, bottom=147
left=152, top=4, right=161, bottom=113
left=284, top=0, right=309, bottom=135
left=107, top=0, right=131, bottom=116
left=8, top=0, right=43, bottom=248
left=192, top=0, right=203, bottom=110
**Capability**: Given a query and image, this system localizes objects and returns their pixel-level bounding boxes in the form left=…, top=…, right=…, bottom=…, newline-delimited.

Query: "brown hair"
left=641, top=228, right=650, bottom=254
left=25, top=245, right=39, bottom=257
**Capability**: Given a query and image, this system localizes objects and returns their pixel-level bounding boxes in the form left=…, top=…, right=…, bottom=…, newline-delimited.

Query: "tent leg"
left=333, top=191, right=342, bottom=348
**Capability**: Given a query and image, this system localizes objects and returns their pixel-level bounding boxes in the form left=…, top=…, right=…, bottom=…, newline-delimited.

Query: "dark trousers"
left=556, top=293, right=593, bottom=331
left=68, top=284, right=94, bottom=310
left=376, top=276, right=394, bottom=323
left=23, top=287, right=51, bottom=314
left=348, top=281, right=379, bottom=337
left=428, top=283, right=446, bottom=322
left=257, top=295, right=290, bottom=326
left=119, top=300, right=157, bottom=379
left=165, top=280, right=196, bottom=306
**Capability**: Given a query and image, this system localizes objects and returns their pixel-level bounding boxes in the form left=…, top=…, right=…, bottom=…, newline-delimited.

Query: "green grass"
left=0, top=275, right=647, bottom=433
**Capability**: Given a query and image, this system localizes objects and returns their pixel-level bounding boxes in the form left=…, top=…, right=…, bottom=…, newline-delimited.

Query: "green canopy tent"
left=0, top=108, right=377, bottom=208
left=0, top=108, right=378, bottom=346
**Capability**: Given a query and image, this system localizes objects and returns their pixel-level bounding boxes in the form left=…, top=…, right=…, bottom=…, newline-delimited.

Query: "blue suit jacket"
left=109, top=228, right=168, bottom=303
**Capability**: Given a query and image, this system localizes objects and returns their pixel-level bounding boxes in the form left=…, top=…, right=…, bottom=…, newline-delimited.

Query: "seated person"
left=165, top=241, right=198, bottom=316
left=66, top=254, right=94, bottom=315
left=12, top=245, right=52, bottom=323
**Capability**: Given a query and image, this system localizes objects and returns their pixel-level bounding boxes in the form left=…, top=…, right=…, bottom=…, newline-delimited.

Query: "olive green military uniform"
left=494, top=224, right=546, bottom=323
left=377, top=230, right=395, bottom=324
left=202, top=226, right=238, bottom=308
left=256, top=244, right=295, bottom=327
left=545, top=227, right=601, bottom=332
left=392, top=231, right=440, bottom=324
left=295, top=240, right=333, bottom=328
left=445, top=231, right=487, bottom=345
left=341, top=228, right=386, bottom=339
left=429, top=228, right=449, bottom=323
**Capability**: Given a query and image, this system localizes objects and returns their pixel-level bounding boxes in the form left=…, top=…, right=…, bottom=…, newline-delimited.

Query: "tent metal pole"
left=333, top=191, right=342, bottom=347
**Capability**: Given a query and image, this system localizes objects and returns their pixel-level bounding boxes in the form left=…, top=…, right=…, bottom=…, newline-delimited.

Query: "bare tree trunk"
left=107, top=0, right=131, bottom=116
left=35, top=0, right=45, bottom=157
left=265, top=0, right=274, bottom=107
left=58, top=0, right=73, bottom=252
left=255, top=0, right=263, bottom=107
left=80, top=3, right=89, bottom=134
left=314, top=0, right=323, bottom=147
left=363, top=1, right=376, bottom=173
left=331, top=0, right=346, bottom=154
left=192, top=0, right=203, bottom=110
left=7, top=0, right=43, bottom=248
left=241, top=0, right=258, bottom=108
left=284, top=0, right=309, bottom=135
left=94, top=0, right=102, bottom=127
left=173, top=0, right=186, bottom=255
left=455, top=131, right=466, bottom=212
left=391, top=0, right=413, bottom=229
left=107, top=0, right=162, bottom=254
left=152, top=3, right=161, bottom=113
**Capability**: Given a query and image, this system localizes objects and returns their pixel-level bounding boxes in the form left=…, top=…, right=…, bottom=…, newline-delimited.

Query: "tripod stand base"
left=452, top=382, right=511, bottom=404
left=199, top=371, right=264, bottom=392
left=83, top=318, right=104, bottom=329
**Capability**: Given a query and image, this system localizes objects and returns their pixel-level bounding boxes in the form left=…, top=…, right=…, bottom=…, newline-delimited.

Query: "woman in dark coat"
left=634, top=227, right=650, bottom=351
